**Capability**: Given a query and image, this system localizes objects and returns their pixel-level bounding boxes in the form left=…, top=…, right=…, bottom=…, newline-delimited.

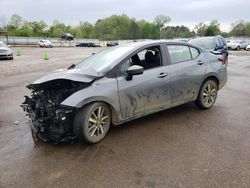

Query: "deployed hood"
left=31, top=67, right=102, bottom=86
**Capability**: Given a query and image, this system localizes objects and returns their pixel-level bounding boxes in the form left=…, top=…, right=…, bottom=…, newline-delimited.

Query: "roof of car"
left=120, top=40, right=191, bottom=49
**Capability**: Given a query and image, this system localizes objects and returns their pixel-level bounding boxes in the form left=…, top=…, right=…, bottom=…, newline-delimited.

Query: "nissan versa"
left=22, top=41, right=227, bottom=144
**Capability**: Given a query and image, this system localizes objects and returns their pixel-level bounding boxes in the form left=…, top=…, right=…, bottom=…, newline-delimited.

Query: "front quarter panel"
left=61, top=77, right=122, bottom=122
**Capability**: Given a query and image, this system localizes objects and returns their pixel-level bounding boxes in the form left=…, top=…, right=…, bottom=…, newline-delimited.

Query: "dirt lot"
left=0, top=47, right=250, bottom=188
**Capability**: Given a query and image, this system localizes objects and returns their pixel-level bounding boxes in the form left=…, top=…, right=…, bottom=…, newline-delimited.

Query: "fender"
left=61, top=77, right=123, bottom=124
left=198, top=72, right=220, bottom=92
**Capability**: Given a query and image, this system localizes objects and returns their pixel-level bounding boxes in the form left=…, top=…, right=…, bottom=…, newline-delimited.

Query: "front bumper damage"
left=21, top=96, right=76, bottom=143
left=21, top=68, right=97, bottom=143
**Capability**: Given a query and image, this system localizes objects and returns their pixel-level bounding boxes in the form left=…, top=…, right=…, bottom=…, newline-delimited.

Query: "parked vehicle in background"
left=246, top=44, right=250, bottom=51
left=76, top=42, right=100, bottom=47
left=22, top=41, right=228, bottom=144
left=173, top=38, right=189, bottom=43
left=227, top=40, right=248, bottom=50
left=61, top=33, right=74, bottom=41
left=188, top=36, right=228, bottom=58
left=106, top=41, right=119, bottom=47
left=38, top=40, right=53, bottom=48
left=0, top=41, right=13, bottom=60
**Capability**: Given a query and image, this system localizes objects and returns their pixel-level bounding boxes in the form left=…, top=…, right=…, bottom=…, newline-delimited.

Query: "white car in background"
left=246, top=44, right=250, bottom=51
left=0, top=41, right=13, bottom=60
left=38, top=40, right=53, bottom=48
left=227, top=40, right=248, bottom=50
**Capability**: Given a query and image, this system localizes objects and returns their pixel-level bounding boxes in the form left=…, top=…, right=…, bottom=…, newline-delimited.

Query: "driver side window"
left=119, top=45, right=162, bottom=76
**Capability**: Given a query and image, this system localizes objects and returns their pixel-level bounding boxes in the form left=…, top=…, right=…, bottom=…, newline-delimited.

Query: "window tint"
left=118, top=46, right=162, bottom=76
left=167, top=45, right=192, bottom=64
left=190, top=47, right=200, bottom=59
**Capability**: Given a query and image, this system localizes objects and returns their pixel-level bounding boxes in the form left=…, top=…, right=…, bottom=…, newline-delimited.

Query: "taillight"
left=218, top=56, right=227, bottom=64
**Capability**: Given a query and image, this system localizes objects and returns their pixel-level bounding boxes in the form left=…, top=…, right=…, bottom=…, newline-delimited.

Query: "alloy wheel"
left=202, top=82, right=217, bottom=107
left=87, top=106, right=109, bottom=138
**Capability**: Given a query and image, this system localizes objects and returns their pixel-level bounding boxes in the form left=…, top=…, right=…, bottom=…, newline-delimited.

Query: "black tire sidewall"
left=196, top=80, right=218, bottom=109
left=74, top=102, right=111, bottom=144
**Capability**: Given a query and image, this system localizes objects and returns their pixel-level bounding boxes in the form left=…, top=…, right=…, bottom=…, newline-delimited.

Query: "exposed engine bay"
left=21, top=79, right=91, bottom=142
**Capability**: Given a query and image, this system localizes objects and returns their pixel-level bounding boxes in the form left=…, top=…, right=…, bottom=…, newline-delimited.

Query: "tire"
left=195, top=79, right=218, bottom=109
left=73, top=102, right=111, bottom=144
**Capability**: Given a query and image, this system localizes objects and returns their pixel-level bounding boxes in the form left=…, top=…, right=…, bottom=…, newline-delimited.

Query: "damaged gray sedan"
left=22, top=41, right=227, bottom=144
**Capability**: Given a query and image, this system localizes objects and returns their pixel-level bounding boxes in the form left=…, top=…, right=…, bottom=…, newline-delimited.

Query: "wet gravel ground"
left=0, top=47, right=250, bottom=188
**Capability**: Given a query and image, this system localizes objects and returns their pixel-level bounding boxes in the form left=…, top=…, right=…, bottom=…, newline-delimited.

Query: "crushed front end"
left=21, top=79, right=90, bottom=142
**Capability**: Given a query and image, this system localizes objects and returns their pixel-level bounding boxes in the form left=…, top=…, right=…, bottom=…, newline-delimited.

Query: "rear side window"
left=167, top=45, right=192, bottom=64
left=190, top=47, right=200, bottom=59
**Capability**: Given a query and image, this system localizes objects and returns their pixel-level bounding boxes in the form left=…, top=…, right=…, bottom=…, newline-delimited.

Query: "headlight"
left=7, top=49, right=12, bottom=54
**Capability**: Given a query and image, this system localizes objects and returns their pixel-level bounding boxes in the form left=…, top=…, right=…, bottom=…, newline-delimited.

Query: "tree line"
left=2, top=14, right=250, bottom=40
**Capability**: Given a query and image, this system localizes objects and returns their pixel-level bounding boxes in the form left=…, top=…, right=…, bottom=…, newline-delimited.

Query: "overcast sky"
left=1, top=0, right=250, bottom=31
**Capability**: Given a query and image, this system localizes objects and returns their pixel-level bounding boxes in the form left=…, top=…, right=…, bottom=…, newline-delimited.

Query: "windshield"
left=189, top=38, right=214, bottom=50
left=75, top=46, right=134, bottom=72
left=0, top=42, right=7, bottom=47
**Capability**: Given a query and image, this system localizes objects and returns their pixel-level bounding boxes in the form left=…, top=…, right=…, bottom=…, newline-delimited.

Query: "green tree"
left=154, top=15, right=171, bottom=38
left=137, top=20, right=158, bottom=39
left=160, top=25, right=192, bottom=39
left=8, top=14, right=23, bottom=29
left=194, top=22, right=207, bottom=36
left=205, top=20, right=221, bottom=36
left=129, top=19, right=140, bottom=39
left=245, top=22, right=250, bottom=36
left=80, top=21, right=93, bottom=38
left=230, top=20, right=246, bottom=36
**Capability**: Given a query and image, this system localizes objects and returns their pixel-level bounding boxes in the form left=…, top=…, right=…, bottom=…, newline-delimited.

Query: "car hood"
left=30, top=67, right=102, bottom=86
left=0, top=47, right=9, bottom=51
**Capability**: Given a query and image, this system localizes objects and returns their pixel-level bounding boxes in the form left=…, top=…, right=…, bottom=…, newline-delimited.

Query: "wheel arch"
left=197, top=74, right=220, bottom=98
left=74, top=98, right=120, bottom=126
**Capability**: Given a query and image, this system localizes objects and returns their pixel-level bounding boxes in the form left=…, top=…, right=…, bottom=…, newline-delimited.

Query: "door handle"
left=197, top=60, right=205, bottom=65
left=157, top=72, right=168, bottom=78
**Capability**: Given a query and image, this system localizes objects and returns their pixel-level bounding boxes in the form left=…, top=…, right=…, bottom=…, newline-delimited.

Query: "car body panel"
left=22, top=40, right=228, bottom=142
left=30, top=68, right=100, bottom=85
left=188, top=36, right=228, bottom=57
left=117, top=65, right=171, bottom=120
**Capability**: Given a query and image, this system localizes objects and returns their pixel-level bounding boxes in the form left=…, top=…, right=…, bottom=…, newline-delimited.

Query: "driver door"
left=116, top=46, right=171, bottom=120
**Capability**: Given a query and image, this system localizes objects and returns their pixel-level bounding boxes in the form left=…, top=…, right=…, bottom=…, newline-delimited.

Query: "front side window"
left=167, top=45, right=192, bottom=64
left=118, top=46, right=162, bottom=76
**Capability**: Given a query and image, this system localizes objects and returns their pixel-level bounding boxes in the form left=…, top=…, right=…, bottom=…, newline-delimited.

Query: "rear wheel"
left=74, top=102, right=111, bottom=144
left=195, top=80, right=218, bottom=109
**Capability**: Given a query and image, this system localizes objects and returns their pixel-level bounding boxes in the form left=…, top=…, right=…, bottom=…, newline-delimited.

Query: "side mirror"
left=126, top=65, right=144, bottom=81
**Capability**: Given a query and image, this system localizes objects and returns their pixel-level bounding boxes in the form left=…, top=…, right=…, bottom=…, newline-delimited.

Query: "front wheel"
left=73, top=102, right=111, bottom=144
left=195, top=80, right=218, bottom=109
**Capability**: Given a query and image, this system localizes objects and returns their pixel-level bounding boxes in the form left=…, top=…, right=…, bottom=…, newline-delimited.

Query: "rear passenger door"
left=166, top=44, right=207, bottom=105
